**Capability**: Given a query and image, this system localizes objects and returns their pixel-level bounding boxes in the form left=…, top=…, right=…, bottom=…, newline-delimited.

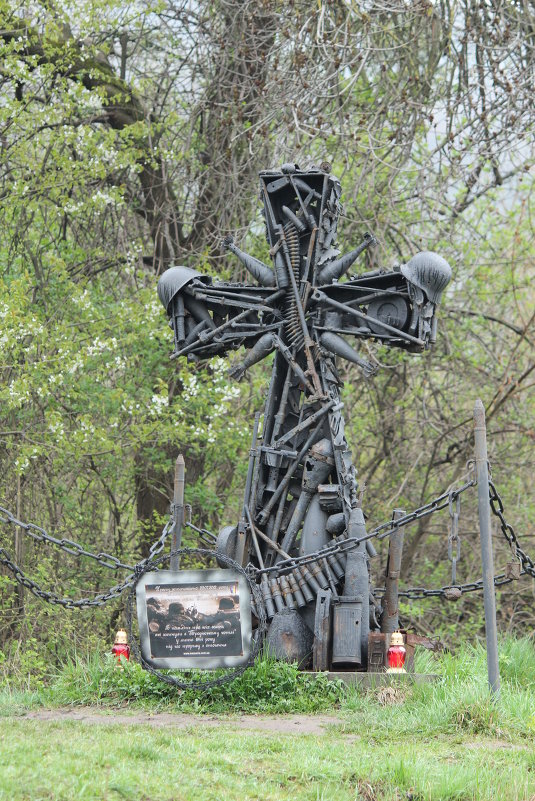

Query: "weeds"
left=1, top=635, right=534, bottom=730
left=31, top=649, right=347, bottom=713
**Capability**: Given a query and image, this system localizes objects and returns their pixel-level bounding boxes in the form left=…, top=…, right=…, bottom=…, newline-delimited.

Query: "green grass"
left=0, top=717, right=533, bottom=800
left=1, top=637, right=535, bottom=800
left=0, top=650, right=346, bottom=714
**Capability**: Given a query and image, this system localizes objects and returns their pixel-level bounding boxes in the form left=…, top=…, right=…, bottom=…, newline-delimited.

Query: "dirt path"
left=22, top=708, right=341, bottom=735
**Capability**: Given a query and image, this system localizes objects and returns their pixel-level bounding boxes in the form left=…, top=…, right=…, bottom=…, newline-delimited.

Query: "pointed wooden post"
left=380, top=509, right=405, bottom=634
left=170, top=455, right=185, bottom=571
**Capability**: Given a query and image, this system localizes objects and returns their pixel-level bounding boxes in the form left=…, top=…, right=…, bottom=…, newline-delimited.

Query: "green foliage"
left=2, top=635, right=534, bottom=737
left=43, top=650, right=346, bottom=714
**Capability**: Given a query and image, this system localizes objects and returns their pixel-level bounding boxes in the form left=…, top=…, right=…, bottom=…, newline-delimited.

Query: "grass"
left=1, top=716, right=534, bottom=800
left=0, top=650, right=347, bottom=714
left=1, top=636, right=535, bottom=800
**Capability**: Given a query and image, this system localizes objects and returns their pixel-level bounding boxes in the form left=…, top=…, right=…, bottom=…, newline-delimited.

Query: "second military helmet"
left=400, top=251, right=452, bottom=305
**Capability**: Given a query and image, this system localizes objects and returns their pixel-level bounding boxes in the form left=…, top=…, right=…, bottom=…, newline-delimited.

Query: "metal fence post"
left=474, top=399, right=500, bottom=698
left=170, top=454, right=185, bottom=571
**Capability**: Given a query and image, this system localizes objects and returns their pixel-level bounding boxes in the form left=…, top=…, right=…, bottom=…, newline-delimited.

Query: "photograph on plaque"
left=136, top=569, right=252, bottom=670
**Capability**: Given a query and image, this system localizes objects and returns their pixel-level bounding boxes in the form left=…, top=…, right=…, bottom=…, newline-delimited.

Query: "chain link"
left=488, top=480, right=535, bottom=579
left=250, top=477, right=477, bottom=578
left=1, top=466, right=534, bottom=610
left=0, top=546, right=138, bottom=608
left=184, top=520, right=218, bottom=545
left=375, top=477, right=535, bottom=600
left=389, top=572, right=516, bottom=600
left=448, top=491, right=461, bottom=584
left=0, top=520, right=173, bottom=609
left=0, top=504, right=135, bottom=571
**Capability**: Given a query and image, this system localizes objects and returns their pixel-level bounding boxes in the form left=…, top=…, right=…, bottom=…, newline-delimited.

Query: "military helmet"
left=400, top=251, right=452, bottom=304
left=157, top=266, right=210, bottom=312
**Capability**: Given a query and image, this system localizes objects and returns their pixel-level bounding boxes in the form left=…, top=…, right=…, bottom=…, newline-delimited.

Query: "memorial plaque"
left=136, top=569, right=252, bottom=669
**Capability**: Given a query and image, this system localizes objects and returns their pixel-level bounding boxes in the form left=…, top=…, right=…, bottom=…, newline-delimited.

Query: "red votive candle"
left=112, top=629, right=130, bottom=662
left=386, top=631, right=406, bottom=673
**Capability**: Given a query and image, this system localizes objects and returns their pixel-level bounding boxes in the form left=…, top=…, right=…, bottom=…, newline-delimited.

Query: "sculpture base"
left=306, top=672, right=439, bottom=688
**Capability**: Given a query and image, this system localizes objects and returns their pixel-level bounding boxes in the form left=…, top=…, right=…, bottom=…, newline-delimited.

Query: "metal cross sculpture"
left=158, top=163, right=452, bottom=670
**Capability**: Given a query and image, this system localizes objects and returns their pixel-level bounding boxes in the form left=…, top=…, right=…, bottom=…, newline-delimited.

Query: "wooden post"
left=380, top=509, right=405, bottom=634
left=170, top=455, right=185, bottom=571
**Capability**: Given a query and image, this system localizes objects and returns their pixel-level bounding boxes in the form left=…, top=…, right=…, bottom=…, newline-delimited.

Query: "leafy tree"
left=0, top=0, right=534, bottom=660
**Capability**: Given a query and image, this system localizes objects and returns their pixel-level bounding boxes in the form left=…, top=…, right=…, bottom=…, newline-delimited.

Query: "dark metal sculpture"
left=158, top=163, right=452, bottom=670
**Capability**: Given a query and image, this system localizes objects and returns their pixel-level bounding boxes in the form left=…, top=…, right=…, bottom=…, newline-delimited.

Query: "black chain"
left=125, top=548, right=267, bottom=691
left=184, top=520, right=218, bottom=545
left=0, top=504, right=135, bottom=571
left=0, top=547, right=138, bottom=608
left=1, top=467, right=534, bottom=610
left=245, top=470, right=535, bottom=602
left=390, top=572, right=515, bottom=600
left=249, top=477, right=477, bottom=577
left=448, top=491, right=461, bottom=584
left=0, top=520, right=173, bottom=609
left=375, top=477, right=535, bottom=600
left=488, top=480, right=535, bottom=579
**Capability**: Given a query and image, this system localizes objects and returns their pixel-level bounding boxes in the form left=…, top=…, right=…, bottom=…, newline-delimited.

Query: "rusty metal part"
left=312, top=590, right=332, bottom=671
left=170, top=455, right=185, bottom=571
left=380, top=509, right=405, bottom=634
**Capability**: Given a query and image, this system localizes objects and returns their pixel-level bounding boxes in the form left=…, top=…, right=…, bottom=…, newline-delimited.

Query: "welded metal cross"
left=158, top=162, right=451, bottom=669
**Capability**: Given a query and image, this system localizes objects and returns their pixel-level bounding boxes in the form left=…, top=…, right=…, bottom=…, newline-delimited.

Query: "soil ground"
left=23, top=707, right=340, bottom=734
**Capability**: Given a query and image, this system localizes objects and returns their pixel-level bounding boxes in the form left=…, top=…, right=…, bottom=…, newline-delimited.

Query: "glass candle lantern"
left=112, top=629, right=130, bottom=662
left=386, top=631, right=406, bottom=673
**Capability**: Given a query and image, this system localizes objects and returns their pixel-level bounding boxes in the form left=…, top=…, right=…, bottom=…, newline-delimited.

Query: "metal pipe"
left=191, top=284, right=273, bottom=304
left=474, top=399, right=500, bottom=699
left=173, top=289, right=284, bottom=358
left=183, top=294, right=216, bottom=329
left=272, top=334, right=316, bottom=394
left=248, top=520, right=317, bottom=600
left=245, top=505, right=264, bottom=569
left=258, top=420, right=324, bottom=525
left=173, top=294, right=185, bottom=347
left=279, top=490, right=310, bottom=555
left=270, top=490, right=289, bottom=545
left=271, top=365, right=292, bottom=445
left=272, top=399, right=336, bottom=449
left=244, top=414, right=261, bottom=514
left=278, top=439, right=334, bottom=558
